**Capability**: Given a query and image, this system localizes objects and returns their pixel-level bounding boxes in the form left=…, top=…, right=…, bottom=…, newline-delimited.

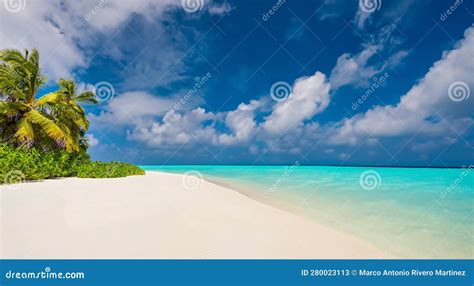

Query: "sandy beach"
left=1, top=171, right=387, bottom=259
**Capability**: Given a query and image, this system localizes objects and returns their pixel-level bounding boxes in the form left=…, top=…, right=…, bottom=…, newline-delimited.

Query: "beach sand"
left=0, top=171, right=387, bottom=258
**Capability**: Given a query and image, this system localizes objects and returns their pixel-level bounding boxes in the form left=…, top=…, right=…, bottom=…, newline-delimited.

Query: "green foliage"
left=0, top=48, right=143, bottom=183
left=0, top=143, right=90, bottom=181
left=0, top=143, right=144, bottom=183
left=0, top=48, right=97, bottom=152
left=76, top=161, right=145, bottom=178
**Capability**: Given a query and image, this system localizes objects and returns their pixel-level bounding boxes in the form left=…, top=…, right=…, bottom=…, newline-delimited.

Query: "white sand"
left=0, top=171, right=387, bottom=258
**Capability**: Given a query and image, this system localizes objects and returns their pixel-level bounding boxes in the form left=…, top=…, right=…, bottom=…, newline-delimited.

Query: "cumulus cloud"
left=329, top=26, right=474, bottom=145
left=127, top=108, right=218, bottom=147
left=105, top=71, right=332, bottom=148
left=90, top=91, right=178, bottom=128
left=329, top=45, right=380, bottom=89
left=0, top=0, right=219, bottom=82
left=123, top=100, right=261, bottom=148
left=329, top=24, right=406, bottom=90
left=85, top=134, right=100, bottom=147
left=0, top=1, right=84, bottom=79
left=262, top=72, right=331, bottom=135
left=218, top=100, right=261, bottom=145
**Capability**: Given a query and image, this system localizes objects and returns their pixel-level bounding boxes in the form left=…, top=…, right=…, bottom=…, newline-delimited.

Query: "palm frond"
left=0, top=49, right=27, bottom=66
left=75, top=91, right=98, bottom=104
left=14, top=117, right=35, bottom=145
left=0, top=101, right=27, bottom=117
left=24, top=109, right=79, bottom=151
left=1, top=48, right=94, bottom=152
left=0, top=65, right=28, bottom=100
left=35, top=92, right=62, bottom=107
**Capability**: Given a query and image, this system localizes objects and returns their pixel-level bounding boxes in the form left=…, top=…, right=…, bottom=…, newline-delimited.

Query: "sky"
left=0, top=0, right=473, bottom=166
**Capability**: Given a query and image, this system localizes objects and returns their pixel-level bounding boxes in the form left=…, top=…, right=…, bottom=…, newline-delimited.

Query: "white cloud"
left=329, top=24, right=406, bottom=90
left=329, top=45, right=380, bottom=89
left=124, top=99, right=262, bottom=148
left=329, top=25, right=474, bottom=145
left=218, top=100, right=261, bottom=145
left=127, top=107, right=218, bottom=147
left=262, top=71, right=331, bottom=135
left=122, top=71, right=332, bottom=148
left=0, top=1, right=84, bottom=79
left=90, top=91, right=177, bottom=128
left=0, top=0, right=207, bottom=81
left=85, top=133, right=100, bottom=147
left=354, top=9, right=372, bottom=30
left=207, top=2, right=232, bottom=15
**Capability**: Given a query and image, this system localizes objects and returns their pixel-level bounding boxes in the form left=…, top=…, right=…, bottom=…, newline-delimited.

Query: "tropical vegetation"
left=0, top=48, right=143, bottom=184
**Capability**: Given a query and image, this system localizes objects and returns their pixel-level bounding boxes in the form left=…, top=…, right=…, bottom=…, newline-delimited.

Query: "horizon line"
left=138, top=164, right=474, bottom=169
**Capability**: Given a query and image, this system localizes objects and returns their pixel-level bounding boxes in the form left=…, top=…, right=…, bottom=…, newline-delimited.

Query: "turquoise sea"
left=141, top=165, right=473, bottom=258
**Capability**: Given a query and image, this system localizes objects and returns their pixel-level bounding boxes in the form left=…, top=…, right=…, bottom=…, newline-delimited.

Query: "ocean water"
left=141, top=165, right=474, bottom=258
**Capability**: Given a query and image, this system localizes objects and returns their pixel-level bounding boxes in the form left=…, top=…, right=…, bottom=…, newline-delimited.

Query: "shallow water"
left=142, top=165, right=474, bottom=258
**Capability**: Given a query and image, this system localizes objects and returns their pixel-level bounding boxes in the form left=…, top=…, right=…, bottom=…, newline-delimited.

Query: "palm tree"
left=57, top=78, right=98, bottom=105
left=39, top=78, right=99, bottom=150
left=0, top=48, right=97, bottom=152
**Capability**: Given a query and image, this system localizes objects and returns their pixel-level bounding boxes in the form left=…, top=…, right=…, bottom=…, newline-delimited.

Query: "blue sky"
left=1, top=0, right=473, bottom=166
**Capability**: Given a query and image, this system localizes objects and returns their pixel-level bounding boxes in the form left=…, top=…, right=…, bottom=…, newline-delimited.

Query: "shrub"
left=0, top=143, right=144, bottom=184
left=0, top=143, right=90, bottom=182
left=76, top=161, right=145, bottom=178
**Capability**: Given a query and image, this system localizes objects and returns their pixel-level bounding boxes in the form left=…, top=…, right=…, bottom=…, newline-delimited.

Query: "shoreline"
left=1, top=171, right=388, bottom=259
left=204, top=176, right=400, bottom=258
